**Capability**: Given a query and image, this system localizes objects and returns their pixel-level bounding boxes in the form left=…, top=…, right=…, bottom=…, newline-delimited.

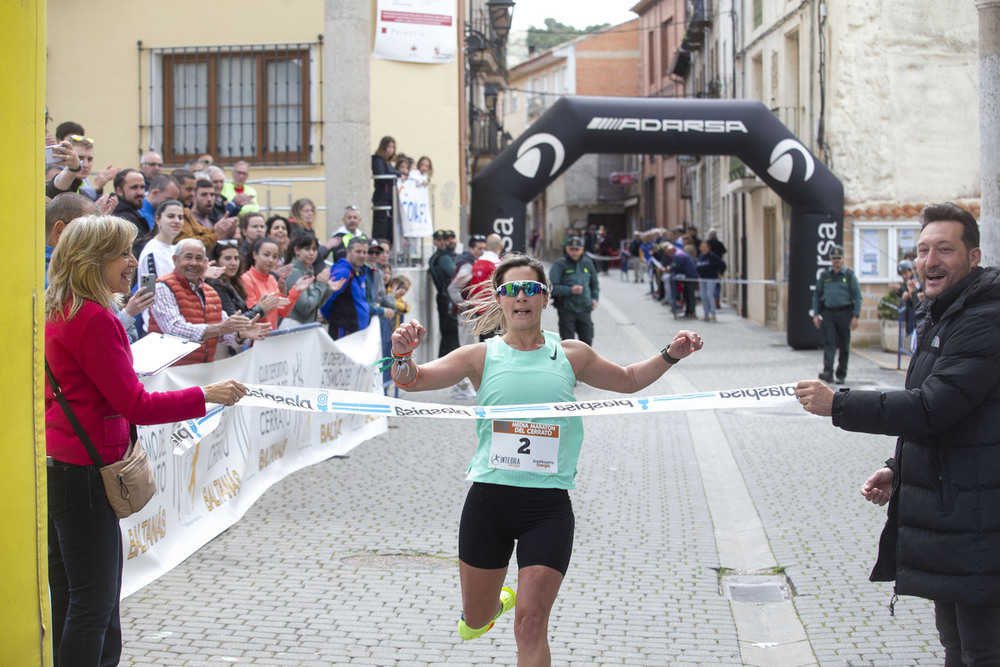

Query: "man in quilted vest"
left=147, top=239, right=269, bottom=364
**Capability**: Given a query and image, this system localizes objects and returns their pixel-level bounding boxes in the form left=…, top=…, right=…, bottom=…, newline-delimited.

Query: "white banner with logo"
left=172, top=382, right=800, bottom=453
left=372, top=0, right=456, bottom=64
left=398, top=177, right=434, bottom=238
left=121, top=325, right=384, bottom=599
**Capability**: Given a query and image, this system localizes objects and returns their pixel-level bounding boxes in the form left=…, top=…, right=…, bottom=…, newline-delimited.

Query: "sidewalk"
left=120, top=272, right=938, bottom=666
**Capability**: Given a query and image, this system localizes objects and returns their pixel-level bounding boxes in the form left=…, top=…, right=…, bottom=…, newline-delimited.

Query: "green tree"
left=525, top=18, right=611, bottom=52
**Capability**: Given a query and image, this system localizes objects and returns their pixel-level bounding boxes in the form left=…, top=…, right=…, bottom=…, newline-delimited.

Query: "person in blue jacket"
left=660, top=243, right=699, bottom=319
left=320, top=237, right=370, bottom=340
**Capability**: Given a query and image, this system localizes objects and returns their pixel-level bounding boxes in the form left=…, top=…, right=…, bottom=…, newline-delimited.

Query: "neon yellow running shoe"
left=457, top=586, right=516, bottom=640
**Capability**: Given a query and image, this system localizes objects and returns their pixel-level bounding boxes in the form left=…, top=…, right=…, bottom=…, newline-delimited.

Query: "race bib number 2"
left=489, top=420, right=559, bottom=474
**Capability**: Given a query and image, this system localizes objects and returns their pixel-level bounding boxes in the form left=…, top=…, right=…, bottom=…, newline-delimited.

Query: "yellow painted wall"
left=369, top=3, right=462, bottom=237
left=47, top=0, right=461, bottom=238
left=2, top=0, right=49, bottom=663
left=47, top=0, right=328, bottom=224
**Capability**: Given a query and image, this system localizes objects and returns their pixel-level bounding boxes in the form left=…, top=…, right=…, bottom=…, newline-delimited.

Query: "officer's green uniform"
left=812, top=263, right=862, bottom=381
left=550, top=252, right=600, bottom=346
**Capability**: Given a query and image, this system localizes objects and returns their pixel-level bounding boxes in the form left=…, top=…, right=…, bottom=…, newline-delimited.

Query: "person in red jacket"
left=45, top=215, right=248, bottom=667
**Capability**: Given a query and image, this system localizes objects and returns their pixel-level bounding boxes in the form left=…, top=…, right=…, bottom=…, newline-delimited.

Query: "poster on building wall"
left=121, top=325, right=384, bottom=599
left=398, top=177, right=435, bottom=237
left=860, top=229, right=883, bottom=277
left=372, top=0, right=457, bottom=64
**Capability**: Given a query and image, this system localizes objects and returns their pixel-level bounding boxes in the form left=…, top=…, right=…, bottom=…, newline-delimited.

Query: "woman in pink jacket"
left=242, top=236, right=313, bottom=330
left=45, top=215, right=247, bottom=666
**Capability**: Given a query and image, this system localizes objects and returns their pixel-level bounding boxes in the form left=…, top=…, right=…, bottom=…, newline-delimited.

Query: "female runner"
left=389, top=254, right=702, bottom=666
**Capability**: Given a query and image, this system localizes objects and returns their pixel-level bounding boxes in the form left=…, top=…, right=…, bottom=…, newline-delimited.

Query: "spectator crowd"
left=44, top=120, right=423, bottom=379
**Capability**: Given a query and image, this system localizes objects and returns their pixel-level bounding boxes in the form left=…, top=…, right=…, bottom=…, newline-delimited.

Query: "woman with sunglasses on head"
left=389, top=254, right=703, bottom=666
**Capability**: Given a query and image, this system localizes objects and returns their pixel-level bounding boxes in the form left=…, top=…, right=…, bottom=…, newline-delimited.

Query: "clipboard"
left=131, top=333, right=197, bottom=376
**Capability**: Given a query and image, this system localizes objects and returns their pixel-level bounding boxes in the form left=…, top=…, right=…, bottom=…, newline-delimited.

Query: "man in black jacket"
left=795, top=203, right=1000, bottom=664
left=111, top=169, right=149, bottom=238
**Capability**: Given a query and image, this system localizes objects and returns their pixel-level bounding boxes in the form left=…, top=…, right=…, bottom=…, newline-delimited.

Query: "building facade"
left=632, top=0, right=690, bottom=237
left=501, top=20, right=641, bottom=258
left=46, top=0, right=463, bottom=238
left=681, top=0, right=980, bottom=340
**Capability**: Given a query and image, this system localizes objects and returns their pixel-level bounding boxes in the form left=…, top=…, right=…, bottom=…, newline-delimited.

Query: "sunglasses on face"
left=368, top=248, right=384, bottom=255
left=496, top=281, right=548, bottom=297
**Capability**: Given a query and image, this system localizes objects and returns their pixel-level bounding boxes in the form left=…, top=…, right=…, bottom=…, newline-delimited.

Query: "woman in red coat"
left=45, top=215, right=247, bottom=666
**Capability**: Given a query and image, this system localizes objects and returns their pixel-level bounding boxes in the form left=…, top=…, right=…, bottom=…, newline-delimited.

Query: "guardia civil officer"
left=812, top=244, right=861, bottom=384
left=549, top=237, right=600, bottom=346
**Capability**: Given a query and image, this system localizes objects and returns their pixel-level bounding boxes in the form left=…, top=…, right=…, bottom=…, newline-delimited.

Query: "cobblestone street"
left=120, top=272, right=938, bottom=666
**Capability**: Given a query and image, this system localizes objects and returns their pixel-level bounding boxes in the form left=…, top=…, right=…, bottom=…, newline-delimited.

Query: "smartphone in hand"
left=139, top=273, right=157, bottom=296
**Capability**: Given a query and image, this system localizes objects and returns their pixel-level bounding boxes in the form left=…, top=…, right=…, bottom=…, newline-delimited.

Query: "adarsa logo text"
left=587, top=117, right=749, bottom=133
left=719, top=385, right=796, bottom=400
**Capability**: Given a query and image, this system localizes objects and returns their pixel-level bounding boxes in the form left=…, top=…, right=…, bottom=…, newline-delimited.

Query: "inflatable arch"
left=469, top=96, right=844, bottom=349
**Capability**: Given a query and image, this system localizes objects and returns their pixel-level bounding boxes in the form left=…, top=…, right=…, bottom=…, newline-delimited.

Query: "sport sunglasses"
left=495, top=280, right=548, bottom=297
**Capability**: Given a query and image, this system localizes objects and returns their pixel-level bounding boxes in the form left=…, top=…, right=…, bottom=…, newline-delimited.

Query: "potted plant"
left=878, top=289, right=902, bottom=352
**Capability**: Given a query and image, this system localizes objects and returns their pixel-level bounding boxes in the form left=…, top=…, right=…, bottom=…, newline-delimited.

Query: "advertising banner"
left=372, top=0, right=456, bottom=64
left=121, top=325, right=384, bottom=598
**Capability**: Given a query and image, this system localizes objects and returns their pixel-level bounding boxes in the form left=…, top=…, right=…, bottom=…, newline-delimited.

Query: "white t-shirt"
left=138, top=238, right=175, bottom=279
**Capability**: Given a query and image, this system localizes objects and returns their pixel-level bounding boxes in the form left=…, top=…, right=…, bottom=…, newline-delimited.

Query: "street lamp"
left=486, top=0, right=515, bottom=41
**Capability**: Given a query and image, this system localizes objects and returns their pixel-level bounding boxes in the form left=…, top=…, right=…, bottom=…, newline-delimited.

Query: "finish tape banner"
left=172, top=382, right=801, bottom=454
left=122, top=325, right=384, bottom=599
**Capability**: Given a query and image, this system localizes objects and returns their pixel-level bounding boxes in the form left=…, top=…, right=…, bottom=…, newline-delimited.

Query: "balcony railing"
left=470, top=107, right=509, bottom=156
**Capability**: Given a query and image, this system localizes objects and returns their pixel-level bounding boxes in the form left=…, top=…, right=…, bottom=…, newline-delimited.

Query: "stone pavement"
left=120, top=271, right=941, bottom=666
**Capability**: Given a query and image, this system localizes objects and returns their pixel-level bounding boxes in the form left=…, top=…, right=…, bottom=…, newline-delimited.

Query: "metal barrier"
left=246, top=176, right=326, bottom=217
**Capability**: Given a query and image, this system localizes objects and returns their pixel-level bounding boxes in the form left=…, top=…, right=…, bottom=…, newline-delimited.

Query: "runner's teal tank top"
left=468, top=331, right=583, bottom=489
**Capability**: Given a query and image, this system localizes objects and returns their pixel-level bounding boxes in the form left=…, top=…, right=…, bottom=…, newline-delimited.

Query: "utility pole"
left=978, top=0, right=1000, bottom=263
left=324, top=0, right=371, bottom=237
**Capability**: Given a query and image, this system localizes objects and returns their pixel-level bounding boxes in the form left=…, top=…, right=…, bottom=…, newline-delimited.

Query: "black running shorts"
left=458, top=481, right=575, bottom=576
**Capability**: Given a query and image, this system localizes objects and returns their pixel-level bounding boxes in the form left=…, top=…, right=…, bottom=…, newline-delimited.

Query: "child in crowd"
left=389, top=275, right=411, bottom=330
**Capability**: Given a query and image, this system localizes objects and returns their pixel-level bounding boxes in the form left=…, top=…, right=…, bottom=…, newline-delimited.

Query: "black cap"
left=566, top=237, right=584, bottom=248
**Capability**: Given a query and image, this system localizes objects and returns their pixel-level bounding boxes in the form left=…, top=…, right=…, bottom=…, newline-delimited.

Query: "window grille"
left=139, top=41, right=323, bottom=167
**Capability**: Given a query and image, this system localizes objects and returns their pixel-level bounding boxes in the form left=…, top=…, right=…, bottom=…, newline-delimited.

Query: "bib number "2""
left=488, top=421, right=559, bottom=474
